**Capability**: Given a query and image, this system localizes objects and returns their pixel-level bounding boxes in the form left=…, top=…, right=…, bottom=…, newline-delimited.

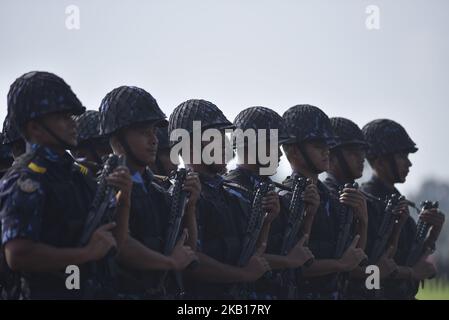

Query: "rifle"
left=368, top=194, right=404, bottom=264
left=405, top=201, right=439, bottom=267
left=79, top=154, right=126, bottom=247
left=397, top=201, right=440, bottom=298
left=331, top=183, right=364, bottom=297
left=157, top=168, right=192, bottom=298
left=78, top=153, right=125, bottom=298
left=280, top=177, right=313, bottom=299
left=230, top=181, right=274, bottom=299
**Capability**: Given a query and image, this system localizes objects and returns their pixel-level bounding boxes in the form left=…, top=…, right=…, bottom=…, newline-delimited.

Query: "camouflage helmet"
left=362, top=119, right=418, bottom=159
left=72, top=110, right=105, bottom=145
left=7, top=71, right=85, bottom=134
left=168, top=99, right=234, bottom=144
left=156, top=126, right=170, bottom=150
left=99, top=86, right=167, bottom=136
left=2, top=114, right=23, bottom=145
left=329, top=117, right=368, bottom=150
left=282, top=104, right=335, bottom=145
left=233, top=106, right=292, bottom=145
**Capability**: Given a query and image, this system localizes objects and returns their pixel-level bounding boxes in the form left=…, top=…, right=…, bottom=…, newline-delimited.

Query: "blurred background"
left=1, top=0, right=448, bottom=299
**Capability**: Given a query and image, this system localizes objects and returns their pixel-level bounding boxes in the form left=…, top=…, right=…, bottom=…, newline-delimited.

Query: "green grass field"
left=416, top=279, right=449, bottom=300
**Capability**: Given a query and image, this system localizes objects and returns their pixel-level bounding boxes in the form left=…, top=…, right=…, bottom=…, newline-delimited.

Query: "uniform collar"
left=30, top=144, right=75, bottom=172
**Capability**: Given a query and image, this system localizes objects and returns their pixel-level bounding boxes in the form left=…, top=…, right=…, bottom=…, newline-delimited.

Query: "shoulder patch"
left=28, top=162, right=47, bottom=174
left=17, top=177, right=40, bottom=193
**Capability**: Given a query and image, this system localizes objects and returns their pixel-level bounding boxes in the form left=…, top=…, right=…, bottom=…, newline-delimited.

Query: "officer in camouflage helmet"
left=99, top=86, right=200, bottom=299
left=0, top=71, right=132, bottom=299
left=72, top=110, right=112, bottom=175
left=281, top=105, right=367, bottom=300
left=323, top=117, right=396, bottom=299
left=362, top=119, right=445, bottom=299
left=225, top=106, right=314, bottom=299
left=168, top=99, right=270, bottom=299
left=324, top=117, right=369, bottom=193
left=2, top=113, right=26, bottom=160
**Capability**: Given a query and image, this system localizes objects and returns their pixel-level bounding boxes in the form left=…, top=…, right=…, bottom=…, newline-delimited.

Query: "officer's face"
left=394, top=152, right=412, bottom=182
left=303, top=140, right=330, bottom=172
left=341, top=145, right=366, bottom=179
left=124, top=123, right=159, bottom=166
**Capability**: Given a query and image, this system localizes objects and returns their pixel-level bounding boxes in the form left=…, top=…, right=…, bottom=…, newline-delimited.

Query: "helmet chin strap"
left=37, top=120, right=75, bottom=151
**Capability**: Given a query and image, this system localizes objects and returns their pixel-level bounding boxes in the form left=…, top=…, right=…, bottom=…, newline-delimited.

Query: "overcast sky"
left=1, top=0, right=448, bottom=196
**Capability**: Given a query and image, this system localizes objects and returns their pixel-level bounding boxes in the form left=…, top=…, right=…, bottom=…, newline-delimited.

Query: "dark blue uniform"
left=225, top=167, right=296, bottom=299
left=283, top=173, right=343, bottom=300
left=0, top=145, right=115, bottom=299
left=186, top=173, right=251, bottom=299
left=117, top=168, right=173, bottom=299
left=361, top=176, right=418, bottom=299
left=323, top=173, right=384, bottom=299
